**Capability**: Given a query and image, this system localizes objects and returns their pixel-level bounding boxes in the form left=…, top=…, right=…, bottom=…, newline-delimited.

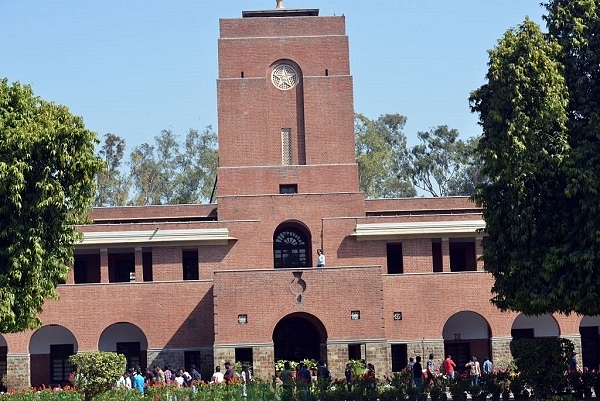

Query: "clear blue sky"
left=1, top=1, right=546, bottom=151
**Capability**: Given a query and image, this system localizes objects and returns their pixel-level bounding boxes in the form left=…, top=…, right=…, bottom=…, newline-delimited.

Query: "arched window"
left=273, top=226, right=310, bottom=268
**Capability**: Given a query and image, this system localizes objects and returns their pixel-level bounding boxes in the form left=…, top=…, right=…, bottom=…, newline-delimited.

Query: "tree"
left=446, top=137, right=484, bottom=196
left=69, top=351, right=126, bottom=401
left=0, top=79, right=103, bottom=332
left=129, top=142, right=162, bottom=205
left=172, top=127, right=218, bottom=203
left=469, top=17, right=574, bottom=314
left=355, top=113, right=416, bottom=198
left=128, top=127, right=218, bottom=205
left=95, top=133, right=130, bottom=207
left=407, top=125, right=482, bottom=197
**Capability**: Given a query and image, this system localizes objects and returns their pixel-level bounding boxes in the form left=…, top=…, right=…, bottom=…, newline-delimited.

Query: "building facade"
left=0, top=4, right=597, bottom=390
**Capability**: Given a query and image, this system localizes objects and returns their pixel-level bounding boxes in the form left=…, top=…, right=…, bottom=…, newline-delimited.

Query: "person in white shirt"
left=316, top=249, right=325, bottom=267
left=116, top=371, right=131, bottom=389
left=174, top=372, right=185, bottom=387
left=210, top=366, right=225, bottom=384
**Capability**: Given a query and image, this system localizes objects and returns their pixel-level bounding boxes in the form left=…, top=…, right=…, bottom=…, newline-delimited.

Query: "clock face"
left=271, top=64, right=298, bottom=90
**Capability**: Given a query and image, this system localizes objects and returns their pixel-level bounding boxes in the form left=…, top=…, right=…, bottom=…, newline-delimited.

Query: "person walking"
left=443, top=355, right=457, bottom=384
left=466, top=356, right=481, bottom=386
left=413, top=356, right=423, bottom=390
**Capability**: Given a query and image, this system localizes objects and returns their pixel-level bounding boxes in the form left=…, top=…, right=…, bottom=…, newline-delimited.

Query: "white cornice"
left=351, top=220, right=486, bottom=240
left=77, top=228, right=235, bottom=247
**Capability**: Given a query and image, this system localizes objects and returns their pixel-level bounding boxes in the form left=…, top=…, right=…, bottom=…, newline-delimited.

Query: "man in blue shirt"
left=133, top=367, right=145, bottom=393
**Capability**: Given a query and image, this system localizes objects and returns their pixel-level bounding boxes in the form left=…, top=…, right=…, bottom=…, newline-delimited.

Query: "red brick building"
left=0, top=3, right=596, bottom=390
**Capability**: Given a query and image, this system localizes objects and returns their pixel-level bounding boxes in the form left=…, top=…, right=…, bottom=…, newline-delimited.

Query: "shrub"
left=510, top=337, right=572, bottom=399
left=69, top=351, right=126, bottom=401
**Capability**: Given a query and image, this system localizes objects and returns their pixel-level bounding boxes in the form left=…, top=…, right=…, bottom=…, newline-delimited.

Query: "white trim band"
left=78, top=228, right=235, bottom=246
left=352, top=220, right=486, bottom=240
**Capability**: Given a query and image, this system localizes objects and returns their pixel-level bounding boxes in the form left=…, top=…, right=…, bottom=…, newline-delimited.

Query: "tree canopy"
left=355, top=113, right=416, bottom=198
left=470, top=1, right=600, bottom=315
left=93, top=127, right=218, bottom=207
left=407, top=125, right=482, bottom=197
left=0, top=79, right=103, bottom=332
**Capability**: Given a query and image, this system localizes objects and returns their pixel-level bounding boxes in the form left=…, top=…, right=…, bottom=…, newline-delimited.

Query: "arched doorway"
left=273, top=222, right=312, bottom=268
left=273, top=313, right=326, bottom=362
left=99, top=322, right=148, bottom=370
left=443, top=311, right=491, bottom=373
left=29, top=325, right=78, bottom=388
left=511, top=313, right=559, bottom=339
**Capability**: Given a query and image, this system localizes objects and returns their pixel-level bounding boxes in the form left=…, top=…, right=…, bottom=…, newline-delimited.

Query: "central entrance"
left=273, top=313, right=326, bottom=362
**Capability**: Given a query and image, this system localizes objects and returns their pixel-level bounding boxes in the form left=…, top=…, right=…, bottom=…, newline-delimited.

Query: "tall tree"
left=355, top=113, right=416, bottom=198
left=469, top=17, right=573, bottom=314
left=446, top=137, right=483, bottom=196
left=0, top=79, right=103, bottom=332
left=407, top=125, right=481, bottom=197
left=129, top=142, right=162, bottom=205
left=172, top=127, right=218, bottom=204
left=95, top=133, right=130, bottom=206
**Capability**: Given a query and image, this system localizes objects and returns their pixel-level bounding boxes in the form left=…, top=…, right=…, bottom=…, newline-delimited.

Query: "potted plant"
left=485, top=372, right=503, bottom=401
left=449, top=373, right=470, bottom=401
left=469, top=383, right=488, bottom=401
left=274, top=359, right=287, bottom=377
left=567, top=370, right=585, bottom=399
left=407, top=384, right=420, bottom=401
left=428, top=379, right=446, bottom=401
left=582, top=369, right=595, bottom=399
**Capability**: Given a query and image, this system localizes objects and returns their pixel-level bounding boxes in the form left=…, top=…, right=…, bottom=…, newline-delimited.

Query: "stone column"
left=250, top=345, right=275, bottom=381
left=490, top=337, right=512, bottom=366
left=6, top=354, right=30, bottom=390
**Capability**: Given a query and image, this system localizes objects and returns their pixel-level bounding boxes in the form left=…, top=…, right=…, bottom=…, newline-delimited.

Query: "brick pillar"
left=65, top=263, right=75, bottom=284
left=475, top=237, right=484, bottom=271
left=442, top=238, right=450, bottom=272
left=100, top=248, right=109, bottom=283
left=134, top=247, right=143, bottom=282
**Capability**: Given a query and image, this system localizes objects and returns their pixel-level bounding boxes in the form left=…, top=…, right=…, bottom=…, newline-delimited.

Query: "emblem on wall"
left=271, top=64, right=298, bottom=90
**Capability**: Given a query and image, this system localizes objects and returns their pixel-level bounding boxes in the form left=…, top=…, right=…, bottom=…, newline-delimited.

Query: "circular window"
left=271, top=64, right=298, bottom=90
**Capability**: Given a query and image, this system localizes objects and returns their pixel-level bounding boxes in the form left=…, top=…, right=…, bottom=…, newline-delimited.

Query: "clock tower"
left=216, top=5, right=362, bottom=221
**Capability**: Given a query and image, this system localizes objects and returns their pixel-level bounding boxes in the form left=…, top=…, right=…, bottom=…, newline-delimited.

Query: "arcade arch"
left=511, top=313, right=559, bottom=339
left=442, top=311, right=491, bottom=371
left=99, top=322, right=148, bottom=370
left=273, top=312, right=327, bottom=362
left=29, top=325, right=78, bottom=387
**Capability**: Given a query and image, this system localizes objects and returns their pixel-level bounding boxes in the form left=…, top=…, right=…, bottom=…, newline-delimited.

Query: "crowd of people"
left=405, top=354, right=495, bottom=390
left=114, top=361, right=251, bottom=393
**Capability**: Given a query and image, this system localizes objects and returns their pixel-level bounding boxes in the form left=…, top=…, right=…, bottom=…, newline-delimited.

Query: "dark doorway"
left=273, top=315, right=322, bottom=362
left=581, top=326, right=600, bottom=371
left=50, top=344, right=74, bottom=385
left=117, top=342, right=141, bottom=370
left=391, top=344, right=408, bottom=372
left=445, top=342, right=470, bottom=374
